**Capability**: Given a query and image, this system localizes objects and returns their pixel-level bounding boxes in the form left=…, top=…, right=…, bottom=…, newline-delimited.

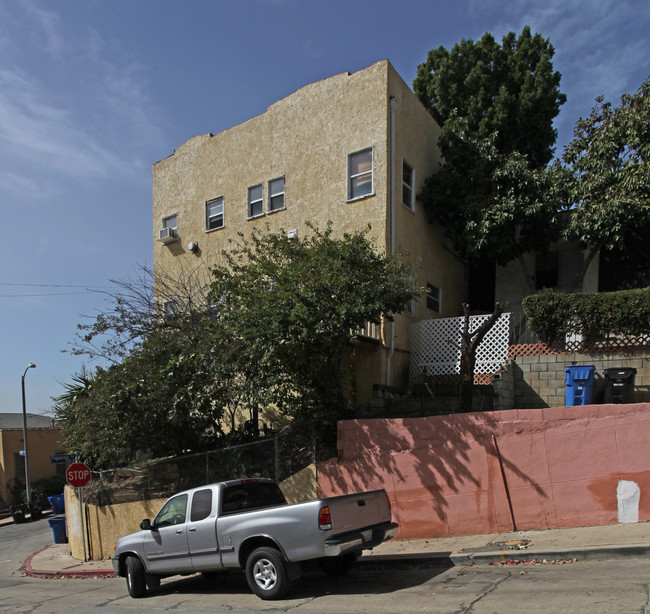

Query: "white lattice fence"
left=409, top=313, right=511, bottom=379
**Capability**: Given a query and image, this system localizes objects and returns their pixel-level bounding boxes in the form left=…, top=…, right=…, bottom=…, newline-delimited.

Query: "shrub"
left=522, top=287, right=650, bottom=343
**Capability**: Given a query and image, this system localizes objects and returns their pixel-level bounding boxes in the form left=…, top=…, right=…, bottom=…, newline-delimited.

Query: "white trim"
left=347, top=147, right=374, bottom=201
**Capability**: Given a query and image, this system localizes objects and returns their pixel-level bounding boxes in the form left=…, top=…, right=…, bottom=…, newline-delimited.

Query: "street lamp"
left=21, top=363, right=36, bottom=505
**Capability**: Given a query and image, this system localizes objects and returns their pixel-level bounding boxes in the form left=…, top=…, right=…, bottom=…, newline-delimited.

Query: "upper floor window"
left=347, top=147, right=373, bottom=200
left=158, top=214, right=178, bottom=243
left=206, top=197, right=224, bottom=231
left=426, top=283, right=441, bottom=313
left=402, top=160, right=414, bottom=210
left=268, top=177, right=285, bottom=212
left=248, top=184, right=264, bottom=218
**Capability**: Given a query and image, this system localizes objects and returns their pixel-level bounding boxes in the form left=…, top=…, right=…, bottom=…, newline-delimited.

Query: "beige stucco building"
left=152, top=60, right=466, bottom=406
left=0, top=413, right=65, bottom=504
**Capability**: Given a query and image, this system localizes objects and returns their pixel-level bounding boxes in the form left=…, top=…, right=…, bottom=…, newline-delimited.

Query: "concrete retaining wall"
left=494, top=353, right=650, bottom=410
left=317, top=403, right=650, bottom=539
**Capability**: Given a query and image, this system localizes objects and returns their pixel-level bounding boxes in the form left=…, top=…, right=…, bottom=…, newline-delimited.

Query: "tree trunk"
left=458, top=302, right=506, bottom=413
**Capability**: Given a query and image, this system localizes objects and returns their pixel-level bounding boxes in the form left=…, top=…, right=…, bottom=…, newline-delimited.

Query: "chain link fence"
left=87, top=423, right=330, bottom=506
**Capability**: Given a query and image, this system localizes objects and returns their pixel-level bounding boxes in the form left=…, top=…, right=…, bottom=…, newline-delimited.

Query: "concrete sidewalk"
left=17, top=521, right=650, bottom=579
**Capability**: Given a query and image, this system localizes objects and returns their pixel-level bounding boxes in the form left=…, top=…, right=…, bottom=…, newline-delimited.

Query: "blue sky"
left=1, top=0, right=648, bottom=416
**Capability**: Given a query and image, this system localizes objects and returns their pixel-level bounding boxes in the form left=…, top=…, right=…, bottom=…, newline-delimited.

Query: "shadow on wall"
left=317, top=404, right=650, bottom=539
left=318, top=411, right=544, bottom=539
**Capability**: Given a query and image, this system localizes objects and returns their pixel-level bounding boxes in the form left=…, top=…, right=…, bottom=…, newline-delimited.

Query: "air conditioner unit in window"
left=158, top=227, right=178, bottom=244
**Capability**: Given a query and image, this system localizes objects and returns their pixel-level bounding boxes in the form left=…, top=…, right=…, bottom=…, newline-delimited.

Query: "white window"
left=248, top=184, right=263, bottom=218
left=347, top=148, right=373, bottom=200
left=402, top=160, right=414, bottom=210
left=268, top=177, right=285, bottom=212
left=206, top=197, right=224, bottom=231
left=162, top=214, right=177, bottom=232
left=426, top=283, right=441, bottom=313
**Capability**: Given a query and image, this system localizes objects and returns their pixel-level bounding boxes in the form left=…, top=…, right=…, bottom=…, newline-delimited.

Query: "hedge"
left=522, top=287, right=650, bottom=344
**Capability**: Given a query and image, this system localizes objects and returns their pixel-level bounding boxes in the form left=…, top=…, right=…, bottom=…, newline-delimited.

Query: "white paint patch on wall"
left=617, top=480, right=640, bottom=524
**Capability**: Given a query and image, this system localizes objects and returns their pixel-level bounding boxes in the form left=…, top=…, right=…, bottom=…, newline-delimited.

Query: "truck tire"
left=145, top=572, right=161, bottom=591
left=317, top=551, right=359, bottom=576
left=125, top=556, right=147, bottom=598
left=245, top=547, right=291, bottom=600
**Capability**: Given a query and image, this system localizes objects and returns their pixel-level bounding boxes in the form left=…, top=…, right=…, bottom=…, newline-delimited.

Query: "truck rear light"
left=318, top=506, right=332, bottom=530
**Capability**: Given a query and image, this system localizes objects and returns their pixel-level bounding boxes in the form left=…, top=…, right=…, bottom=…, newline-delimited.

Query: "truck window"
left=190, top=489, right=213, bottom=522
left=221, top=482, right=287, bottom=514
left=153, top=494, right=188, bottom=527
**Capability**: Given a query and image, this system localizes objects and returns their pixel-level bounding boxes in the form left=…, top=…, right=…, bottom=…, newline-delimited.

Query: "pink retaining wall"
left=317, top=404, right=650, bottom=539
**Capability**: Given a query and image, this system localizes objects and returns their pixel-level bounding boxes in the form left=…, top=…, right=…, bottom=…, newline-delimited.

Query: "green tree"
left=562, top=76, right=650, bottom=289
left=413, top=28, right=568, bottom=292
left=208, top=225, right=418, bottom=429
left=414, top=26, right=566, bottom=168
left=56, top=227, right=417, bottom=466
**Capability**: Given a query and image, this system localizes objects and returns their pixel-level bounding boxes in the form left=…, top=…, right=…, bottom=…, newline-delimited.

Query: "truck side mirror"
left=140, top=519, right=151, bottom=530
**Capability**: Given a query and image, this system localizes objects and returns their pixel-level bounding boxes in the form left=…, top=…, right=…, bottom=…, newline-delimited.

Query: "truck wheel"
left=125, top=556, right=147, bottom=598
left=317, top=552, right=359, bottom=576
left=145, top=572, right=161, bottom=591
left=245, top=547, right=291, bottom=600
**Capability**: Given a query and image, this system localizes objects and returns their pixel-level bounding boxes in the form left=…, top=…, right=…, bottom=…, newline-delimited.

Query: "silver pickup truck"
left=112, top=477, right=398, bottom=600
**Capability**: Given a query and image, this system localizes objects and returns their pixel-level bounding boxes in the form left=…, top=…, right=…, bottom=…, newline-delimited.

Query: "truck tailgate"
left=327, top=490, right=391, bottom=535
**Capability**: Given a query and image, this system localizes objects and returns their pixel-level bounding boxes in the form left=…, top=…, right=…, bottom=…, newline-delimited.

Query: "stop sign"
left=66, top=462, right=91, bottom=488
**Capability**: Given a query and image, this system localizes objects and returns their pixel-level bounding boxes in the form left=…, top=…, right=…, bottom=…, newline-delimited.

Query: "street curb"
left=23, top=545, right=116, bottom=579
left=361, top=543, right=650, bottom=568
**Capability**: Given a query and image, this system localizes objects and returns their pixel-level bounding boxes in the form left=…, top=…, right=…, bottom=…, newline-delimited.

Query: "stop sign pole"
left=66, top=462, right=91, bottom=562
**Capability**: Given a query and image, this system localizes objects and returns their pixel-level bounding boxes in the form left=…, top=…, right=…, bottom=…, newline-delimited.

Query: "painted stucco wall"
left=0, top=428, right=65, bottom=503
left=152, top=60, right=466, bottom=400
left=318, top=404, right=650, bottom=539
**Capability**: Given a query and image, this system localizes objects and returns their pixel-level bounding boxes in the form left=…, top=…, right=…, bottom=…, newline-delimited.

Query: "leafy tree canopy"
left=413, top=27, right=568, bottom=290
left=208, top=224, right=418, bottom=428
left=414, top=26, right=566, bottom=168
left=56, top=226, right=417, bottom=467
left=561, top=75, right=650, bottom=287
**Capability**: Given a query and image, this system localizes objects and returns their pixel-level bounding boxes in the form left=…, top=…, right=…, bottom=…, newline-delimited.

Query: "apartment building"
left=152, top=60, right=466, bottom=404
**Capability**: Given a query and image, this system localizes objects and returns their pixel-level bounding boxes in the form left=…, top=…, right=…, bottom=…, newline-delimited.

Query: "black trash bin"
left=603, top=367, right=637, bottom=403
left=28, top=502, right=43, bottom=521
left=10, top=504, right=26, bottom=524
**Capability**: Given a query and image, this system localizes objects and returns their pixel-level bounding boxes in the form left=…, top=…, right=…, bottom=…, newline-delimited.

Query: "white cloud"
left=0, top=1, right=165, bottom=197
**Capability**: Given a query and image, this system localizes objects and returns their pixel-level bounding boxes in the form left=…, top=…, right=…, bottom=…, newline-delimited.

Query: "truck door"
left=187, top=488, right=221, bottom=571
left=143, top=494, right=191, bottom=574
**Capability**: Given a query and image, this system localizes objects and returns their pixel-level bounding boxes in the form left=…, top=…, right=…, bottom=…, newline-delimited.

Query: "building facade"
left=0, top=413, right=65, bottom=504
left=152, top=60, right=466, bottom=405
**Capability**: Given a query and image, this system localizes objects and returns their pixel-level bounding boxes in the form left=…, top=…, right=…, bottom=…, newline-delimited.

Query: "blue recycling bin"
left=47, top=494, right=65, bottom=515
left=47, top=515, right=67, bottom=544
left=565, top=364, right=596, bottom=406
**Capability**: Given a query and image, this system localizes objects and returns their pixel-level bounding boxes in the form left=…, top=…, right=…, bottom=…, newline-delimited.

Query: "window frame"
left=247, top=184, right=264, bottom=219
left=347, top=147, right=374, bottom=201
left=426, top=282, right=441, bottom=314
left=402, top=159, right=415, bottom=211
left=268, top=176, right=285, bottom=213
left=206, top=197, right=224, bottom=231
left=162, top=213, right=178, bottom=232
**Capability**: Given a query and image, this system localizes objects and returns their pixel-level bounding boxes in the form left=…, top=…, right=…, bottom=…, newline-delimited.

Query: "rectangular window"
left=163, top=299, right=178, bottom=318
left=268, top=177, right=285, bottom=212
left=206, top=197, right=224, bottom=231
left=162, top=214, right=177, bottom=231
left=535, top=252, right=559, bottom=289
left=402, top=160, right=414, bottom=210
left=347, top=148, right=373, bottom=200
left=403, top=279, right=417, bottom=316
left=248, top=184, right=263, bottom=218
left=426, top=283, right=441, bottom=313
